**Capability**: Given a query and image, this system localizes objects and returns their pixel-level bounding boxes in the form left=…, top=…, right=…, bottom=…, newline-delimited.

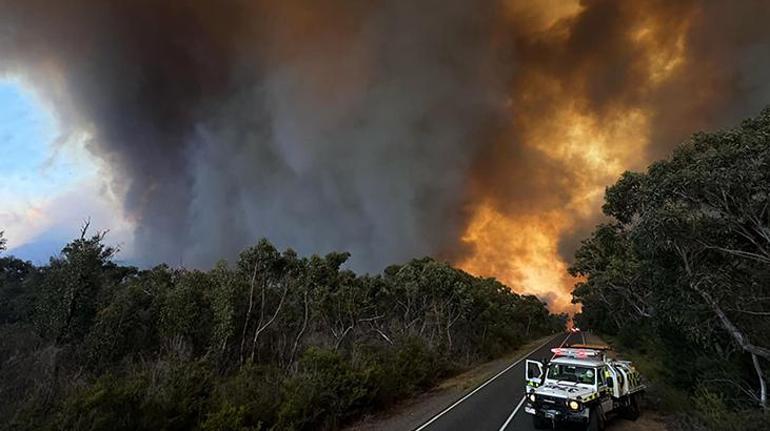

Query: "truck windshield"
left=547, top=364, right=595, bottom=385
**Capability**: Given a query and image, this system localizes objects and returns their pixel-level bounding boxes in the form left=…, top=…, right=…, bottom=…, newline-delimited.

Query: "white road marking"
left=498, top=332, right=572, bottom=431
left=413, top=333, right=562, bottom=431
left=498, top=396, right=526, bottom=430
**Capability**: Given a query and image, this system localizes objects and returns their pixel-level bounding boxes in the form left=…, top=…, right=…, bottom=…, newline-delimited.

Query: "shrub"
left=201, top=404, right=260, bottom=431
left=277, top=348, right=372, bottom=430
left=688, top=387, right=770, bottom=431
left=204, top=364, right=281, bottom=430
left=55, top=359, right=214, bottom=431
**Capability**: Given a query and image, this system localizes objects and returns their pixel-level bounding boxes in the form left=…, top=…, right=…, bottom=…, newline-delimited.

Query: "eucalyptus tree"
left=573, top=107, right=770, bottom=408
left=34, top=222, right=120, bottom=344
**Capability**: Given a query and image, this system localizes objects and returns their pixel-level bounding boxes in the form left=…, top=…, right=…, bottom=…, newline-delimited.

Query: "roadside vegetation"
left=0, top=228, right=564, bottom=430
left=572, top=108, right=770, bottom=430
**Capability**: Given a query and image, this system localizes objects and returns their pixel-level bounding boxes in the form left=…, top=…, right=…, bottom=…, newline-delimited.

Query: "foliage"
left=0, top=228, right=562, bottom=430
left=276, top=348, right=372, bottom=429
left=33, top=227, right=122, bottom=344
left=572, top=107, right=770, bottom=425
left=0, top=256, right=37, bottom=324
left=55, top=359, right=214, bottom=431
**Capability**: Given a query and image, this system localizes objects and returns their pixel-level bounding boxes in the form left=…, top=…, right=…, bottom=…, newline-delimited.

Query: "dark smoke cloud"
left=0, top=0, right=511, bottom=269
left=645, top=0, right=770, bottom=161
left=2, top=0, right=770, bottom=280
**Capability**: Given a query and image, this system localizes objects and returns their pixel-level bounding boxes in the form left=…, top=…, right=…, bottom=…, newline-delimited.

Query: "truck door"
left=598, top=367, right=614, bottom=412
left=525, top=360, right=544, bottom=387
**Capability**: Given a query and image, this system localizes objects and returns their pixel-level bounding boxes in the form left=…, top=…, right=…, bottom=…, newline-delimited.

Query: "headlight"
left=528, top=394, right=536, bottom=402
left=568, top=400, right=580, bottom=410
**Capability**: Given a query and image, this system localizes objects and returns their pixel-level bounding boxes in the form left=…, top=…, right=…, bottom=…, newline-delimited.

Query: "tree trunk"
left=753, top=353, right=767, bottom=409
left=289, top=291, right=310, bottom=366
left=334, top=325, right=353, bottom=350
left=446, top=321, right=452, bottom=351
left=676, top=243, right=770, bottom=360
left=250, top=281, right=288, bottom=363
left=525, top=315, right=532, bottom=336
left=239, top=261, right=259, bottom=365
left=374, top=328, right=393, bottom=344
left=693, top=283, right=770, bottom=360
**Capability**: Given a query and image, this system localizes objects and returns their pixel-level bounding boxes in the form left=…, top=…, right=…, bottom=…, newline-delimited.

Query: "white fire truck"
left=524, top=344, right=645, bottom=430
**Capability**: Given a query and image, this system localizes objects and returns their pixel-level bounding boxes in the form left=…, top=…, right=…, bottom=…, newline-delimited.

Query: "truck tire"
left=532, top=415, right=548, bottom=429
left=586, top=406, right=605, bottom=431
left=623, top=394, right=641, bottom=421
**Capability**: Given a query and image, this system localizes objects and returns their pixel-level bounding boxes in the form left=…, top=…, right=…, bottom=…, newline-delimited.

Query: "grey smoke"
left=0, top=1, right=510, bottom=270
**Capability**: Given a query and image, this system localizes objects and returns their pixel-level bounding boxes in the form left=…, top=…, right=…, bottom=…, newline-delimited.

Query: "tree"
left=570, top=223, right=653, bottom=333
left=0, top=255, right=36, bottom=324
left=35, top=222, right=118, bottom=343
left=0, top=230, right=6, bottom=252
left=573, top=107, right=770, bottom=409
left=158, top=268, right=213, bottom=356
left=208, top=260, right=242, bottom=358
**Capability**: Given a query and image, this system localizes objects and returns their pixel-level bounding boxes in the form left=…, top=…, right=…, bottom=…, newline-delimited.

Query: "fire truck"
left=523, top=344, right=645, bottom=430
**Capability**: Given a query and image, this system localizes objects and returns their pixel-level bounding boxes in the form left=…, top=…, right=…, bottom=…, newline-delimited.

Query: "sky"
left=0, top=78, right=131, bottom=263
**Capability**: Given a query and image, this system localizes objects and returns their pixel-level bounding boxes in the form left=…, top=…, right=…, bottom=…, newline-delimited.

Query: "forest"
left=572, top=108, right=770, bottom=429
left=0, top=229, right=564, bottom=430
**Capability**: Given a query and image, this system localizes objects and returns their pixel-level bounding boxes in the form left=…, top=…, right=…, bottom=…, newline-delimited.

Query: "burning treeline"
left=1, top=1, right=769, bottom=313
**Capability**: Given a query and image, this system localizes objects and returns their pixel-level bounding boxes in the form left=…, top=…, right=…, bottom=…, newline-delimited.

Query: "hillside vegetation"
left=572, top=108, right=770, bottom=429
left=0, top=231, right=564, bottom=430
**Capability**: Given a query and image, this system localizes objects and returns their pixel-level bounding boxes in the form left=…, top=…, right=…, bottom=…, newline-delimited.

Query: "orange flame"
left=457, top=2, right=691, bottom=313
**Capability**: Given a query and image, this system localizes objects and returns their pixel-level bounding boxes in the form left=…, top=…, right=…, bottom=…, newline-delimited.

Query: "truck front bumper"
left=524, top=402, right=589, bottom=424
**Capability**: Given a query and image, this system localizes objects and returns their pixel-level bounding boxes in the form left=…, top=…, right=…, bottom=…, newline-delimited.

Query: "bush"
left=367, top=337, right=447, bottom=404
left=56, top=359, right=214, bottom=431
left=688, top=387, right=770, bottom=431
left=479, top=321, right=525, bottom=359
left=203, top=364, right=281, bottom=430
left=201, top=404, right=259, bottom=431
left=277, top=348, right=373, bottom=430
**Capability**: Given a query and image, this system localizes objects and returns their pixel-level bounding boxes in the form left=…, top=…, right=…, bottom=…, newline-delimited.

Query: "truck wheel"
left=586, top=406, right=605, bottom=431
left=532, top=415, right=548, bottom=430
left=623, top=394, right=641, bottom=421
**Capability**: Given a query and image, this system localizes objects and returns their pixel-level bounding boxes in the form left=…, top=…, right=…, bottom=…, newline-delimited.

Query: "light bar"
left=551, top=348, right=600, bottom=358
left=569, top=343, right=609, bottom=351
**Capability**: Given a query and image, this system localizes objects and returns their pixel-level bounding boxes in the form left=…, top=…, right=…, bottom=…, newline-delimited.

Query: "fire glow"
left=457, top=1, right=691, bottom=313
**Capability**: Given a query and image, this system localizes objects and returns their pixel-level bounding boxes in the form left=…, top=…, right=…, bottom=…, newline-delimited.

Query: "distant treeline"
left=572, top=108, right=770, bottom=429
left=0, top=230, right=564, bottom=430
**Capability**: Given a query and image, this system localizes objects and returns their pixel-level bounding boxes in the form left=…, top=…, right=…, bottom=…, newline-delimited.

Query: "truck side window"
left=607, top=367, right=616, bottom=387
left=598, top=367, right=607, bottom=386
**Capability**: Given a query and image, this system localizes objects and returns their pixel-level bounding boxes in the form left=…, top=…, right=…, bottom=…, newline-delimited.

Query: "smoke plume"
left=2, top=0, right=769, bottom=311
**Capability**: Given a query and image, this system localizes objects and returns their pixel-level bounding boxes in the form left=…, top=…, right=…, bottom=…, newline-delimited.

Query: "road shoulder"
left=344, top=334, right=558, bottom=431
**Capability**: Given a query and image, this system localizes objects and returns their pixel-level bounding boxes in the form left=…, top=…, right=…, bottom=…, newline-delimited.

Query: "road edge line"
left=498, top=396, right=526, bottom=431
left=413, top=333, right=562, bottom=431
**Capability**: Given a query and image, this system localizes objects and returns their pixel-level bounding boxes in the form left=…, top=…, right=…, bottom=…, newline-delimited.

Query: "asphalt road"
left=414, top=331, right=585, bottom=431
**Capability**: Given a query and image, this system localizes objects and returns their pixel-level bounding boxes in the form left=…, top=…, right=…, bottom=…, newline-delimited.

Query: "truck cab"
left=523, top=345, right=644, bottom=430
